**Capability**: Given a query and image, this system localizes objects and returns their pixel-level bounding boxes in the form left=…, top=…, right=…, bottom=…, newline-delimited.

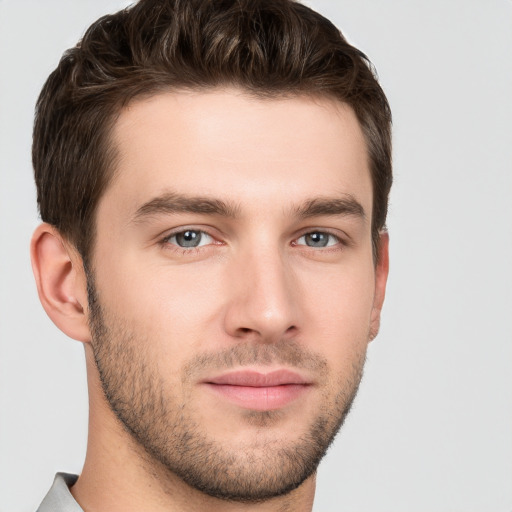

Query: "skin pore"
left=32, top=88, right=388, bottom=512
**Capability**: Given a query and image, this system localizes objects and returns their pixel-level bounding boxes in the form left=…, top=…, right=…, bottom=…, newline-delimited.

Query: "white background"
left=0, top=1, right=511, bottom=511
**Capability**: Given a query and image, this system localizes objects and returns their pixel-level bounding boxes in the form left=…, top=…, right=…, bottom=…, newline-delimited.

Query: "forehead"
left=102, top=88, right=372, bottom=218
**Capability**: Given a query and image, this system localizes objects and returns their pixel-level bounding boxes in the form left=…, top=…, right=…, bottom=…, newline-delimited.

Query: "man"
left=31, top=0, right=391, bottom=510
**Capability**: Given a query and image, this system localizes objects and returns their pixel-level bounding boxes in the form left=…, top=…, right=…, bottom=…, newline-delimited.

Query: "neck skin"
left=70, top=347, right=316, bottom=512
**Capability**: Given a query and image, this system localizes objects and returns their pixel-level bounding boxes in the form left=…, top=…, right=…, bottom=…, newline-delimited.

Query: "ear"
left=31, top=223, right=91, bottom=343
left=369, top=232, right=390, bottom=341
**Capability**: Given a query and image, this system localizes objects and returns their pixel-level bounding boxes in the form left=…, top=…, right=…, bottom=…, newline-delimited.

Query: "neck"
left=71, top=347, right=316, bottom=512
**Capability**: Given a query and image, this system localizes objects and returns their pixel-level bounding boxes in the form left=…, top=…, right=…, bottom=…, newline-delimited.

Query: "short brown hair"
left=33, top=0, right=392, bottom=262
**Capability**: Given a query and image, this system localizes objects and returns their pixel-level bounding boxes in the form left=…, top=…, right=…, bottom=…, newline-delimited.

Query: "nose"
left=223, top=248, right=300, bottom=343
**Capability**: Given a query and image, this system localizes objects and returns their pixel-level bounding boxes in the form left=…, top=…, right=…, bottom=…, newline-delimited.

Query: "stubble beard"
left=86, top=275, right=367, bottom=503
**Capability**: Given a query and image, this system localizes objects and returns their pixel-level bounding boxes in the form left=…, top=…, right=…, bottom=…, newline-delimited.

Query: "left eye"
left=165, top=230, right=213, bottom=248
left=295, top=231, right=340, bottom=248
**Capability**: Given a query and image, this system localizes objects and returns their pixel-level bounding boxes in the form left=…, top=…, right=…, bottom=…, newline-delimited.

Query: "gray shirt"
left=37, top=473, right=83, bottom=512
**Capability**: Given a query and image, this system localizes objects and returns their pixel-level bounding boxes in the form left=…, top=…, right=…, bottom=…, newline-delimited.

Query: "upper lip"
left=204, top=369, right=311, bottom=387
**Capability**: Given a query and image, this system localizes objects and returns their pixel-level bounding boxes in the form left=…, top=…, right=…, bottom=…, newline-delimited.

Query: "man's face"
left=87, top=89, right=385, bottom=501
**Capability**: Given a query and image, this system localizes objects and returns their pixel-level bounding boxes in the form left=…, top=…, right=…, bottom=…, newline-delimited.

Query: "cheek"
left=299, top=263, right=376, bottom=353
left=94, top=252, right=224, bottom=352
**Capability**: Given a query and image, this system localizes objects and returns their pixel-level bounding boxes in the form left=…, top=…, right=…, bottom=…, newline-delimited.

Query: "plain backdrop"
left=0, top=1, right=511, bottom=511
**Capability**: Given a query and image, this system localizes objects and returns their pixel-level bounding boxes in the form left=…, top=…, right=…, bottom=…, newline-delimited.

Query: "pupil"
left=177, top=230, right=201, bottom=247
left=306, top=232, right=328, bottom=247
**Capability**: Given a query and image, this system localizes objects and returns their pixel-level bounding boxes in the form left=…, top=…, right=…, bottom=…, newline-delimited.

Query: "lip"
left=202, top=369, right=312, bottom=411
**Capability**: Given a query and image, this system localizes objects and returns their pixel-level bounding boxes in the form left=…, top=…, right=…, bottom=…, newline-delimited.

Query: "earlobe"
left=30, top=223, right=91, bottom=342
left=369, top=232, right=390, bottom=341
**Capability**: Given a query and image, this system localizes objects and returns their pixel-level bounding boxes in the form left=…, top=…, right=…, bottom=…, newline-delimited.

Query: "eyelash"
left=159, top=228, right=347, bottom=254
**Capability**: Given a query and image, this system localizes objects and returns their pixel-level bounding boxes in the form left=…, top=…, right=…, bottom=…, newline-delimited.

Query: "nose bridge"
left=224, top=241, right=299, bottom=340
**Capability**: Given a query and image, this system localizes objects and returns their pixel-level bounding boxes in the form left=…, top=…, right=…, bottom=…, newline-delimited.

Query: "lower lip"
left=203, top=383, right=310, bottom=411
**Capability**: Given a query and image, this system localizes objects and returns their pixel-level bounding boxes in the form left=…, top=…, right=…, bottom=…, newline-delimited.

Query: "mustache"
left=182, top=339, right=328, bottom=380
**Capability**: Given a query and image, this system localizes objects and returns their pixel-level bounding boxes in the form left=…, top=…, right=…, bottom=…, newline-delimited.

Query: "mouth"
left=202, top=369, right=313, bottom=411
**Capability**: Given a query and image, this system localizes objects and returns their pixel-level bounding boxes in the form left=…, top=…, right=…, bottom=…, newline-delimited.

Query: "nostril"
left=285, top=325, right=297, bottom=335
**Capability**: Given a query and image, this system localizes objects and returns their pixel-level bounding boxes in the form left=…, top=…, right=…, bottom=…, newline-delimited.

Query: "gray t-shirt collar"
left=37, top=473, right=83, bottom=512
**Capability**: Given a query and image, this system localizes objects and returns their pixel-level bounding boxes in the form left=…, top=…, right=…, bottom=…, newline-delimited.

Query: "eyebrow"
left=293, top=196, right=366, bottom=220
left=132, top=191, right=366, bottom=223
left=132, top=192, right=241, bottom=222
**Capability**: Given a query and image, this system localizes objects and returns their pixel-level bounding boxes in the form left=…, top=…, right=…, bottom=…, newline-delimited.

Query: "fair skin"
left=31, top=89, right=389, bottom=512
